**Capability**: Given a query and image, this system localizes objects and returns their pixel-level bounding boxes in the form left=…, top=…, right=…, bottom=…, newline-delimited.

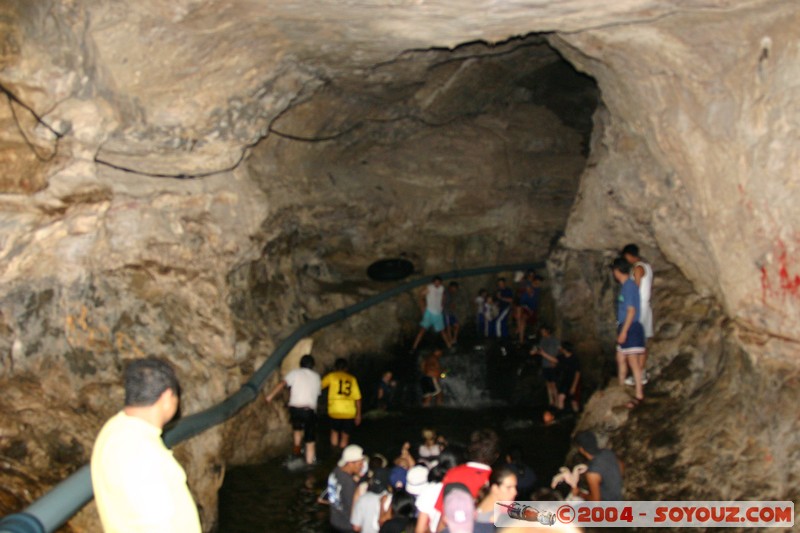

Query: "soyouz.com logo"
left=494, top=501, right=794, bottom=528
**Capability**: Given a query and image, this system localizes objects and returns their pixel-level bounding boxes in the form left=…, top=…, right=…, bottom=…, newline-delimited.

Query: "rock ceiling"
left=1, top=0, right=769, bottom=177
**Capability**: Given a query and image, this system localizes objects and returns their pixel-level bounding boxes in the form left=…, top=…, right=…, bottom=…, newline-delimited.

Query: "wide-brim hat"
left=337, top=444, right=365, bottom=467
left=405, top=465, right=429, bottom=496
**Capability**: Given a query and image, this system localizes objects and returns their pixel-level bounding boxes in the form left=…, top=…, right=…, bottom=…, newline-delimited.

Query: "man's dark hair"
left=124, top=357, right=179, bottom=407
left=334, top=357, right=348, bottom=371
left=611, top=256, right=631, bottom=274
left=368, top=467, right=391, bottom=494
left=561, top=341, right=574, bottom=354
left=467, top=428, right=499, bottom=465
left=432, top=275, right=443, bottom=283
left=428, top=449, right=460, bottom=482
left=300, top=354, right=315, bottom=369
left=488, top=465, right=517, bottom=487
left=621, top=243, right=640, bottom=257
left=575, top=431, right=600, bottom=455
left=390, top=489, right=416, bottom=518
left=448, top=281, right=459, bottom=288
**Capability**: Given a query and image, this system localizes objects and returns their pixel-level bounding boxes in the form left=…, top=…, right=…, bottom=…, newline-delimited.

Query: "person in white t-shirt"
left=414, top=450, right=459, bottom=533
left=417, top=428, right=444, bottom=466
left=352, top=468, right=391, bottom=533
left=412, top=276, right=452, bottom=351
left=265, top=354, right=322, bottom=465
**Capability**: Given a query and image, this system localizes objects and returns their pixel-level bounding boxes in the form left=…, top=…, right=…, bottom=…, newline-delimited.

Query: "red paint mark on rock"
left=778, top=251, right=800, bottom=296
left=760, top=239, right=800, bottom=304
left=763, top=238, right=800, bottom=301
left=775, top=239, right=798, bottom=295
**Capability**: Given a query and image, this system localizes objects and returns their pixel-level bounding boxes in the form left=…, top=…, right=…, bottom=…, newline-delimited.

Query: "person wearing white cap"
left=327, top=444, right=366, bottom=532
left=405, top=465, right=430, bottom=498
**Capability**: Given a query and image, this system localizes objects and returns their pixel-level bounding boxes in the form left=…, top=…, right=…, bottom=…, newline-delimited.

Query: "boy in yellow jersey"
left=321, top=358, right=362, bottom=449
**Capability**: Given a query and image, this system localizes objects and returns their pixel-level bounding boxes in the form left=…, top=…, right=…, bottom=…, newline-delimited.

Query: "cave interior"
left=1, top=1, right=799, bottom=530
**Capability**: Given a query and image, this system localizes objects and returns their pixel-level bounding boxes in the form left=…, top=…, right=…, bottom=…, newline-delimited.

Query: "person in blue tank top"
left=611, top=257, right=645, bottom=408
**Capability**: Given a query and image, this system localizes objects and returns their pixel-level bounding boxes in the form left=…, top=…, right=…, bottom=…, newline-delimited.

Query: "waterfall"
left=438, top=348, right=502, bottom=407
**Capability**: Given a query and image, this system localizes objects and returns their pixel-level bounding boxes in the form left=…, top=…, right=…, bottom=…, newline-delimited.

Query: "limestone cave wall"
left=546, top=0, right=800, bottom=503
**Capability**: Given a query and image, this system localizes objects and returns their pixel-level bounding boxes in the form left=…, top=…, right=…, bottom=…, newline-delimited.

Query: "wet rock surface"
left=560, top=251, right=800, bottom=503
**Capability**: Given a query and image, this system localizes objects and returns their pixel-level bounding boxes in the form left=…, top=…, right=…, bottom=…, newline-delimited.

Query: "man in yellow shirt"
left=321, top=358, right=362, bottom=449
left=91, top=358, right=201, bottom=533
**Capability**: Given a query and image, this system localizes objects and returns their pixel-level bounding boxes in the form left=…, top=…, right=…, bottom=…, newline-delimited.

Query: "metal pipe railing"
left=0, top=261, right=543, bottom=532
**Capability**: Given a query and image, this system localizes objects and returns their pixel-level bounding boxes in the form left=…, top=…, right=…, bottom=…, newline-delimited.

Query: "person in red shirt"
left=434, top=429, right=500, bottom=513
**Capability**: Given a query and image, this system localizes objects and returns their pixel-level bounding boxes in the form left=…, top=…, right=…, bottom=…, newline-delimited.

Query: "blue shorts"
left=420, top=310, right=445, bottom=332
left=617, top=322, right=645, bottom=354
left=444, top=313, right=458, bottom=327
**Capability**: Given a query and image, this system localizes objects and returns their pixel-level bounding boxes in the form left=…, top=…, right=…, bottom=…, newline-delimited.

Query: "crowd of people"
left=88, top=356, right=625, bottom=533
left=408, top=269, right=581, bottom=415
left=474, top=271, right=542, bottom=343
left=255, top=344, right=622, bottom=532
left=411, top=270, right=542, bottom=352
left=322, top=428, right=517, bottom=533
left=321, top=425, right=624, bottom=533
left=87, top=243, right=652, bottom=532
left=410, top=242, right=654, bottom=413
